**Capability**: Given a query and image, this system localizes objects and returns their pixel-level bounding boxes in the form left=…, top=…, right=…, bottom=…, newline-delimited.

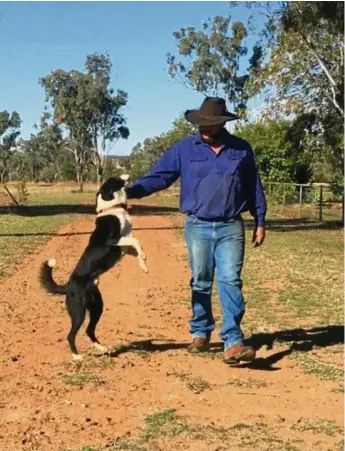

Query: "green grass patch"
left=170, top=371, right=211, bottom=393
left=62, top=354, right=115, bottom=371
left=0, top=191, right=95, bottom=279
left=243, top=227, right=343, bottom=328
left=292, top=418, right=343, bottom=437
left=0, top=213, right=75, bottom=277
left=27, top=191, right=95, bottom=206
left=289, top=351, right=344, bottom=383
left=140, top=409, right=189, bottom=443
left=61, top=371, right=105, bottom=388
left=227, top=376, right=267, bottom=389
left=69, top=413, right=305, bottom=451
left=136, top=351, right=151, bottom=360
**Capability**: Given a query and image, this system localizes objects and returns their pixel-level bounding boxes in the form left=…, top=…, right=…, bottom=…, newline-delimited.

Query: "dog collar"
left=98, top=203, right=128, bottom=214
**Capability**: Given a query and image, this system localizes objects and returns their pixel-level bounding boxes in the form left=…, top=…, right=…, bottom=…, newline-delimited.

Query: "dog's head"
left=96, top=174, right=130, bottom=213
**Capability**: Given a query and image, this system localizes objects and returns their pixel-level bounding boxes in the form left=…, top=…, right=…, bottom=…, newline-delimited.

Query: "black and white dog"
left=40, top=175, right=147, bottom=360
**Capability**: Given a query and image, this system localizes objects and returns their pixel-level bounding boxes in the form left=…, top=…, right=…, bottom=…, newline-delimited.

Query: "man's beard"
left=200, top=127, right=227, bottom=145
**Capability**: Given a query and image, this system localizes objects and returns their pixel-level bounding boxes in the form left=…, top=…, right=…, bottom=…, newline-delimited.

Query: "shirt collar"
left=193, top=135, right=203, bottom=145
left=193, top=131, right=234, bottom=148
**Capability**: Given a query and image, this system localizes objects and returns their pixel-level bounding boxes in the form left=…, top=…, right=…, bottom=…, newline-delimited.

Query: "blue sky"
left=0, top=1, right=261, bottom=155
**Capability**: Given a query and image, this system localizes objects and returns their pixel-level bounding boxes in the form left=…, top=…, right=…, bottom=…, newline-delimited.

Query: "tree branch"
left=290, top=2, right=343, bottom=117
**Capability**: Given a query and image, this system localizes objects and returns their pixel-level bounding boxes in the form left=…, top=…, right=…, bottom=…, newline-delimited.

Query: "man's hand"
left=252, top=226, right=266, bottom=248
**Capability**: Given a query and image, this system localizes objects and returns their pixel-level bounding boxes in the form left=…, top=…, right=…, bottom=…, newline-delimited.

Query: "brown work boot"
left=223, top=343, right=255, bottom=365
left=187, top=337, right=210, bottom=354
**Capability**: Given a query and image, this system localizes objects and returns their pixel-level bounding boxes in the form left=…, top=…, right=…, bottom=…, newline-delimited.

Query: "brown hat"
left=184, top=97, right=238, bottom=126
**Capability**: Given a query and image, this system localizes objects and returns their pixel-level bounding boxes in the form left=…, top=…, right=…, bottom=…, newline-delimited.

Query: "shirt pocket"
left=188, top=156, right=209, bottom=177
left=226, top=151, right=247, bottom=175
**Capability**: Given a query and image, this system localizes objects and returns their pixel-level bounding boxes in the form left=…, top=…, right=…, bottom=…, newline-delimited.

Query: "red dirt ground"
left=0, top=208, right=343, bottom=451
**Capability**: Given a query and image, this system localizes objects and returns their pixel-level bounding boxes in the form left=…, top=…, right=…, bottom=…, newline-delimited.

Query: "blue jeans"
left=184, top=215, right=245, bottom=350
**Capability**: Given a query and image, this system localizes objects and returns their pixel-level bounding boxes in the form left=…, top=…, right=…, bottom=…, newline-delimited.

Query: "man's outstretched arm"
left=126, top=143, right=181, bottom=199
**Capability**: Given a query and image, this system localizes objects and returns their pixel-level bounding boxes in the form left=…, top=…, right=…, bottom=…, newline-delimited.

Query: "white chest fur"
left=97, top=208, right=132, bottom=237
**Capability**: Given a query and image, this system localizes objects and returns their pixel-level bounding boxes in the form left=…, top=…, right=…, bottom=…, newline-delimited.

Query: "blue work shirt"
left=127, top=133, right=267, bottom=226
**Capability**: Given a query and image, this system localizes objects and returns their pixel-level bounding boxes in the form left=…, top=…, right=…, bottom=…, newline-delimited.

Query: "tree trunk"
left=97, top=166, right=103, bottom=189
left=75, top=165, right=84, bottom=193
left=79, top=170, right=84, bottom=193
left=55, top=162, right=64, bottom=183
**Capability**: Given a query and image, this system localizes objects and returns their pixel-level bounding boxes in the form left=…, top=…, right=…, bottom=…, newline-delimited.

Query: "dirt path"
left=0, top=209, right=343, bottom=451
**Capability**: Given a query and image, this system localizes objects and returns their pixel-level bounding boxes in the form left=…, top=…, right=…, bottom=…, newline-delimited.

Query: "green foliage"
left=40, top=53, right=129, bottom=189
left=309, top=155, right=343, bottom=185
left=0, top=111, right=21, bottom=146
left=0, top=110, right=21, bottom=183
left=243, top=1, right=344, bottom=175
left=61, top=371, right=105, bottom=388
left=235, top=119, right=302, bottom=182
left=167, top=15, right=249, bottom=115
left=266, top=182, right=297, bottom=206
left=16, top=113, right=71, bottom=183
left=163, top=2, right=342, bottom=186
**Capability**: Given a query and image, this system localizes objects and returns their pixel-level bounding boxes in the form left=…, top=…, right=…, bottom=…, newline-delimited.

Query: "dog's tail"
left=40, top=259, right=68, bottom=295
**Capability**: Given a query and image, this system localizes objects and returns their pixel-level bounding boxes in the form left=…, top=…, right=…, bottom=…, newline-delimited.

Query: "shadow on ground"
left=0, top=203, right=95, bottom=217
left=105, top=325, right=344, bottom=372
left=244, top=324, right=344, bottom=371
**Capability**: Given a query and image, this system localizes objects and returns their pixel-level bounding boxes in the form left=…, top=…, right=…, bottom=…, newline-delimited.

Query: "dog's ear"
left=120, top=174, right=130, bottom=183
left=98, top=177, right=129, bottom=202
left=97, top=178, right=118, bottom=201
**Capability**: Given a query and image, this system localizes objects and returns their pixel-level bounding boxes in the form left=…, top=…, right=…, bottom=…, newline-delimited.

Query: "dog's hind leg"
left=86, top=287, right=108, bottom=354
left=67, top=309, right=86, bottom=361
left=66, top=293, right=87, bottom=361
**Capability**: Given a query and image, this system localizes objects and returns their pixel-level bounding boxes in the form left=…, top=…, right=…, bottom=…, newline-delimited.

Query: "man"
left=126, top=97, right=267, bottom=365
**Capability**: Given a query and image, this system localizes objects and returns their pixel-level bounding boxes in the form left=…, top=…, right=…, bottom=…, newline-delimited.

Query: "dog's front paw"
left=93, top=343, right=108, bottom=354
left=72, top=353, right=83, bottom=362
left=138, top=258, right=148, bottom=273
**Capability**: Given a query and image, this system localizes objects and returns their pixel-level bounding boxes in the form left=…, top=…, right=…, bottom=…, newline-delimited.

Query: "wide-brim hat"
left=184, top=97, right=238, bottom=126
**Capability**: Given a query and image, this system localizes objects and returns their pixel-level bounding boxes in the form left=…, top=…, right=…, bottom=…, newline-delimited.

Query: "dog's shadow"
left=103, top=325, right=344, bottom=372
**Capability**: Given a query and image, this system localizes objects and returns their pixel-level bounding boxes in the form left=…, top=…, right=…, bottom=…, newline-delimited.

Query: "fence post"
left=283, top=183, right=286, bottom=213
left=319, top=185, right=323, bottom=221
left=299, top=185, right=303, bottom=218
left=268, top=182, right=272, bottom=200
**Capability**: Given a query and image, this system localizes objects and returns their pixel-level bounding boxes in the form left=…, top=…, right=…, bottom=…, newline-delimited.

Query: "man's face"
left=199, top=123, right=225, bottom=143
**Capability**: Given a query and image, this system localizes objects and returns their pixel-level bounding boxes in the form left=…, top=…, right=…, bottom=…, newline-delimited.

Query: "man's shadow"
left=242, top=324, right=344, bottom=371
left=106, top=325, right=343, bottom=372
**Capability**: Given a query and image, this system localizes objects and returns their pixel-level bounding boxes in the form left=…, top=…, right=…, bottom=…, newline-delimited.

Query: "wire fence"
left=1, top=180, right=342, bottom=223
left=165, top=182, right=344, bottom=223
left=263, top=182, right=343, bottom=222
